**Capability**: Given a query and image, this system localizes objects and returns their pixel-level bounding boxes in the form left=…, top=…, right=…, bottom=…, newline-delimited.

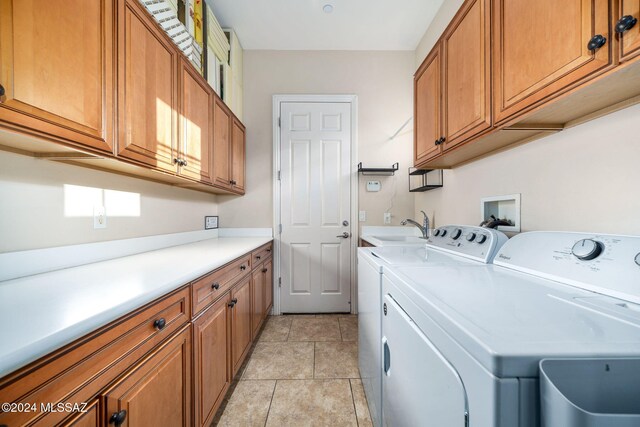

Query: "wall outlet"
left=205, top=216, right=219, bottom=229
left=384, top=212, right=391, bottom=224
left=93, top=206, right=106, bottom=229
left=359, top=211, right=366, bottom=222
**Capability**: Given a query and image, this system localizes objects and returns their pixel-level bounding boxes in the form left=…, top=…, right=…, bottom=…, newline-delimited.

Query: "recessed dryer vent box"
left=480, top=194, right=521, bottom=232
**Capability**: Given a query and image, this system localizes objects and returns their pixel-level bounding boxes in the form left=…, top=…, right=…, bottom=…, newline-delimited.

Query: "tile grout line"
left=349, top=378, right=361, bottom=427
left=313, top=341, right=316, bottom=379
left=264, top=379, right=278, bottom=427
left=339, top=317, right=344, bottom=341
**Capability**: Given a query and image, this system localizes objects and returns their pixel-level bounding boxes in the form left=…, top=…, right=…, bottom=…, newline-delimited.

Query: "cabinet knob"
left=256, top=255, right=261, bottom=260
left=587, top=34, right=607, bottom=51
left=109, top=410, right=127, bottom=426
left=212, top=282, right=220, bottom=290
left=230, top=180, right=237, bottom=185
left=182, top=159, right=188, bottom=167
left=173, top=158, right=180, bottom=165
left=0, top=84, right=5, bottom=102
left=262, top=268, right=268, bottom=273
left=616, top=15, right=638, bottom=33
left=240, top=265, right=246, bottom=271
left=266, top=248, right=271, bottom=252
left=228, top=298, right=238, bottom=308
left=153, top=318, right=166, bottom=330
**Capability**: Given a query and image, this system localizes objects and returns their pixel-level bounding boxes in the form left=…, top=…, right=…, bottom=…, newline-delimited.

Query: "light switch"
left=93, top=206, right=106, bottom=229
left=359, top=211, right=366, bottom=222
left=384, top=212, right=391, bottom=224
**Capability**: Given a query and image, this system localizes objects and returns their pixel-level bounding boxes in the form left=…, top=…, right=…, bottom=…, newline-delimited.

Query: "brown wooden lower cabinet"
left=264, top=260, right=273, bottom=315
left=0, top=243, right=273, bottom=427
left=193, top=293, right=232, bottom=427
left=251, top=267, right=266, bottom=338
left=60, top=399, right=100, bottom=427
left=231, top=276, right=253, bottom=375
left=104, top=325, right=191, bottom=427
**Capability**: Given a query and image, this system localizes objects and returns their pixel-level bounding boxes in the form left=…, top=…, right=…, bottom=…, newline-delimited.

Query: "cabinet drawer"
left=251, top=242, right=273, bottom=267
left=0, top=287, right=190, bottom=427
left=192, top=255, right=252, bottom=315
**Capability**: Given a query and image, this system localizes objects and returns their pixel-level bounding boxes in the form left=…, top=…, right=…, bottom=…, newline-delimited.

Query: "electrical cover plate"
left=205, top=216, right=219, bottom=229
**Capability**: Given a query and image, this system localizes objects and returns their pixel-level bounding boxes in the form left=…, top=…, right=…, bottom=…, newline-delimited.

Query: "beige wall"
left=413, top=1, right=640, bottom=235
left=0, top=150, right=218, bottom=253
left=218, top=50, right=416, bottom=230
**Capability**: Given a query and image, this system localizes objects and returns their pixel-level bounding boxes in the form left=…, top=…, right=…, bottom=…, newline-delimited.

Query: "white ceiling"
left=207, top=0, right=445, bottom=51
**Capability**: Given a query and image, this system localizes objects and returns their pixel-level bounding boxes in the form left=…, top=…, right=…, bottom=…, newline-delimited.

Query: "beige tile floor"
left=213, top=314, right=372, bottom=427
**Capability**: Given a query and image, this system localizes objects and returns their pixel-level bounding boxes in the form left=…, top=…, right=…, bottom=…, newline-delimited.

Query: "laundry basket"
left=539, top=358, right=640, bottom=427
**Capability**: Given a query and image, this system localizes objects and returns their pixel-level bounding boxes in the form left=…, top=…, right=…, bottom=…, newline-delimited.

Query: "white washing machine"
left=358, top=225, right=508, bottom=427
left=381, top=231, right=640, bottom=426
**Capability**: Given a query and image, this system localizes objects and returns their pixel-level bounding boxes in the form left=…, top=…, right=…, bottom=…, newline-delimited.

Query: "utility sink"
left=540, top=358, right=640, bottom=427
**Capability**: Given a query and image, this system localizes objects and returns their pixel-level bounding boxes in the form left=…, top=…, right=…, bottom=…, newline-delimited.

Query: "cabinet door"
left=414, top=47, right=442, bottom=166
left=442, top=0, right=491, bottom=149
left=193, top=294, right=231, bottom=427
left=60, top=399, right=100, bottom=427
left=213, top=96, right=232, bottom=189
left=264, top=260, right=273, bottom=315
left=493, top=0, right=612, bottom=123
left=231, top=276, right=252, bottom=375
left=231, top=118, right=246, bottom=193
left=104, top=326, right=191, bottom=427
left=251, top=266, right=265, bottom=338
left=0, top=0, right=114, bottom=153
left=117, top=0, right=178, bottom=173
left=178, top=59, right=213, bottom=184
left=619, top=0, right=640, bottom=61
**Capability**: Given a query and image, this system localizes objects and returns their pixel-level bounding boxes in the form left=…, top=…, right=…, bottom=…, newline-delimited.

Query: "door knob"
left=336, top=232, right=351, bottom=239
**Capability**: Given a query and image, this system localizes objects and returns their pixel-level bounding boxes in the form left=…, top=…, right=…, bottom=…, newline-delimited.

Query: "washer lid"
left=386, top=265, right=640, bottom=377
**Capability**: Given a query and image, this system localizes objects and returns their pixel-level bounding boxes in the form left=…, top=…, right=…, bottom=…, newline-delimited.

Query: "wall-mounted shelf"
left=409, top=168, right=443, bottom=192
left=357, top=162, right=399, bottom=176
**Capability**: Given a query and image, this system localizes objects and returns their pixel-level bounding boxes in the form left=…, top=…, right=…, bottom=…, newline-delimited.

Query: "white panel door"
left=280, top=102, right=352, bottom=313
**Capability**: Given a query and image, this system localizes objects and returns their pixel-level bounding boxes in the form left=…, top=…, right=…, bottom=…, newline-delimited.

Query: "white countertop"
left=0, top=236, right=272, bottom=378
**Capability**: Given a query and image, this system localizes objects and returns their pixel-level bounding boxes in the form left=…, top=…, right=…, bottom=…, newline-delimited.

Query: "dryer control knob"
left=452, top=229, right=462, bottom=240
left=433, top=229, right=441, bottom=237
left=476, top=235, right=487, bottom=244
left=439, top=229, right=447, bottom=237
left=572, top=239, right=604, bottom=261
left=635, top=253, right=640, bottom=267
left=466, top=233, right=476, bottom=242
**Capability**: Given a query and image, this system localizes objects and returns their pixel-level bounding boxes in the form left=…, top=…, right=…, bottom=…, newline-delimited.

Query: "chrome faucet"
left=401, top=210, right=430, bottom=239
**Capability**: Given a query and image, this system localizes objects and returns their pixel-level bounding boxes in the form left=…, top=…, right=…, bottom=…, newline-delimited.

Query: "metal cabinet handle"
left=383, top=339, right=391, bottom=374
left=336, top=232, right=351, bottom=239
left=256, top=255, right=261, bottom=260
left=109, top=410, right=127, bottom=426
left=240, top=265, right=247, bottom=271
left=228, top=298, right=238, bottom=308
left=616, top=15, right=638, bottom=33
left=212, top=283, right=220, bottom=290
left=262, top=268, right=268, bottom=273
left=587, top=34, right=607, bottom=51
left=153, top=318, right=166, bottom=330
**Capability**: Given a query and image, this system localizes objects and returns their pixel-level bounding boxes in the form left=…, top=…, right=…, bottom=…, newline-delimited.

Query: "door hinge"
left=277, top=170, right=281, bottom=181
left=278, top=277, right=282, bottom=287
left=278, top=117, right=281, bottom=128
left=279, top=224, right=283, bottom=234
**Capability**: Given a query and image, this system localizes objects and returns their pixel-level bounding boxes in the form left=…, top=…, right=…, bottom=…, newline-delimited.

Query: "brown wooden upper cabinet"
left=414, top=47, right=442, bottom=165
left=442, top=0, right=491, bottom=150
left=179, top=59, right=214, bottom=184
left=0, top=0, right=114, bottom=154
left=117, top=0, right=178, bottom=173
left=213, top=96, right=233, bottom=190
left=414, top=0, right=490, bottom=166
left=492, top=0, right=612, bottom=124
left=231, top=117, right=246, bottom=193
left=618, top=0, right=640, bottom=61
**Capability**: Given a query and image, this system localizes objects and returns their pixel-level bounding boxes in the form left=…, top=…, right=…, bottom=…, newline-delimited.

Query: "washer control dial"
left=439, top=229, right=447, bottom=237
left=635, top=253, right=640, bottom=267
left=433, top=229, right=441, bottom=237
left=476, top=234, right=487, bottom=244
left=466, top=233, right=476, bottom=242
left=571, top=239, right=604, bottom=261
left=452, top=229, right=462, bottom=240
